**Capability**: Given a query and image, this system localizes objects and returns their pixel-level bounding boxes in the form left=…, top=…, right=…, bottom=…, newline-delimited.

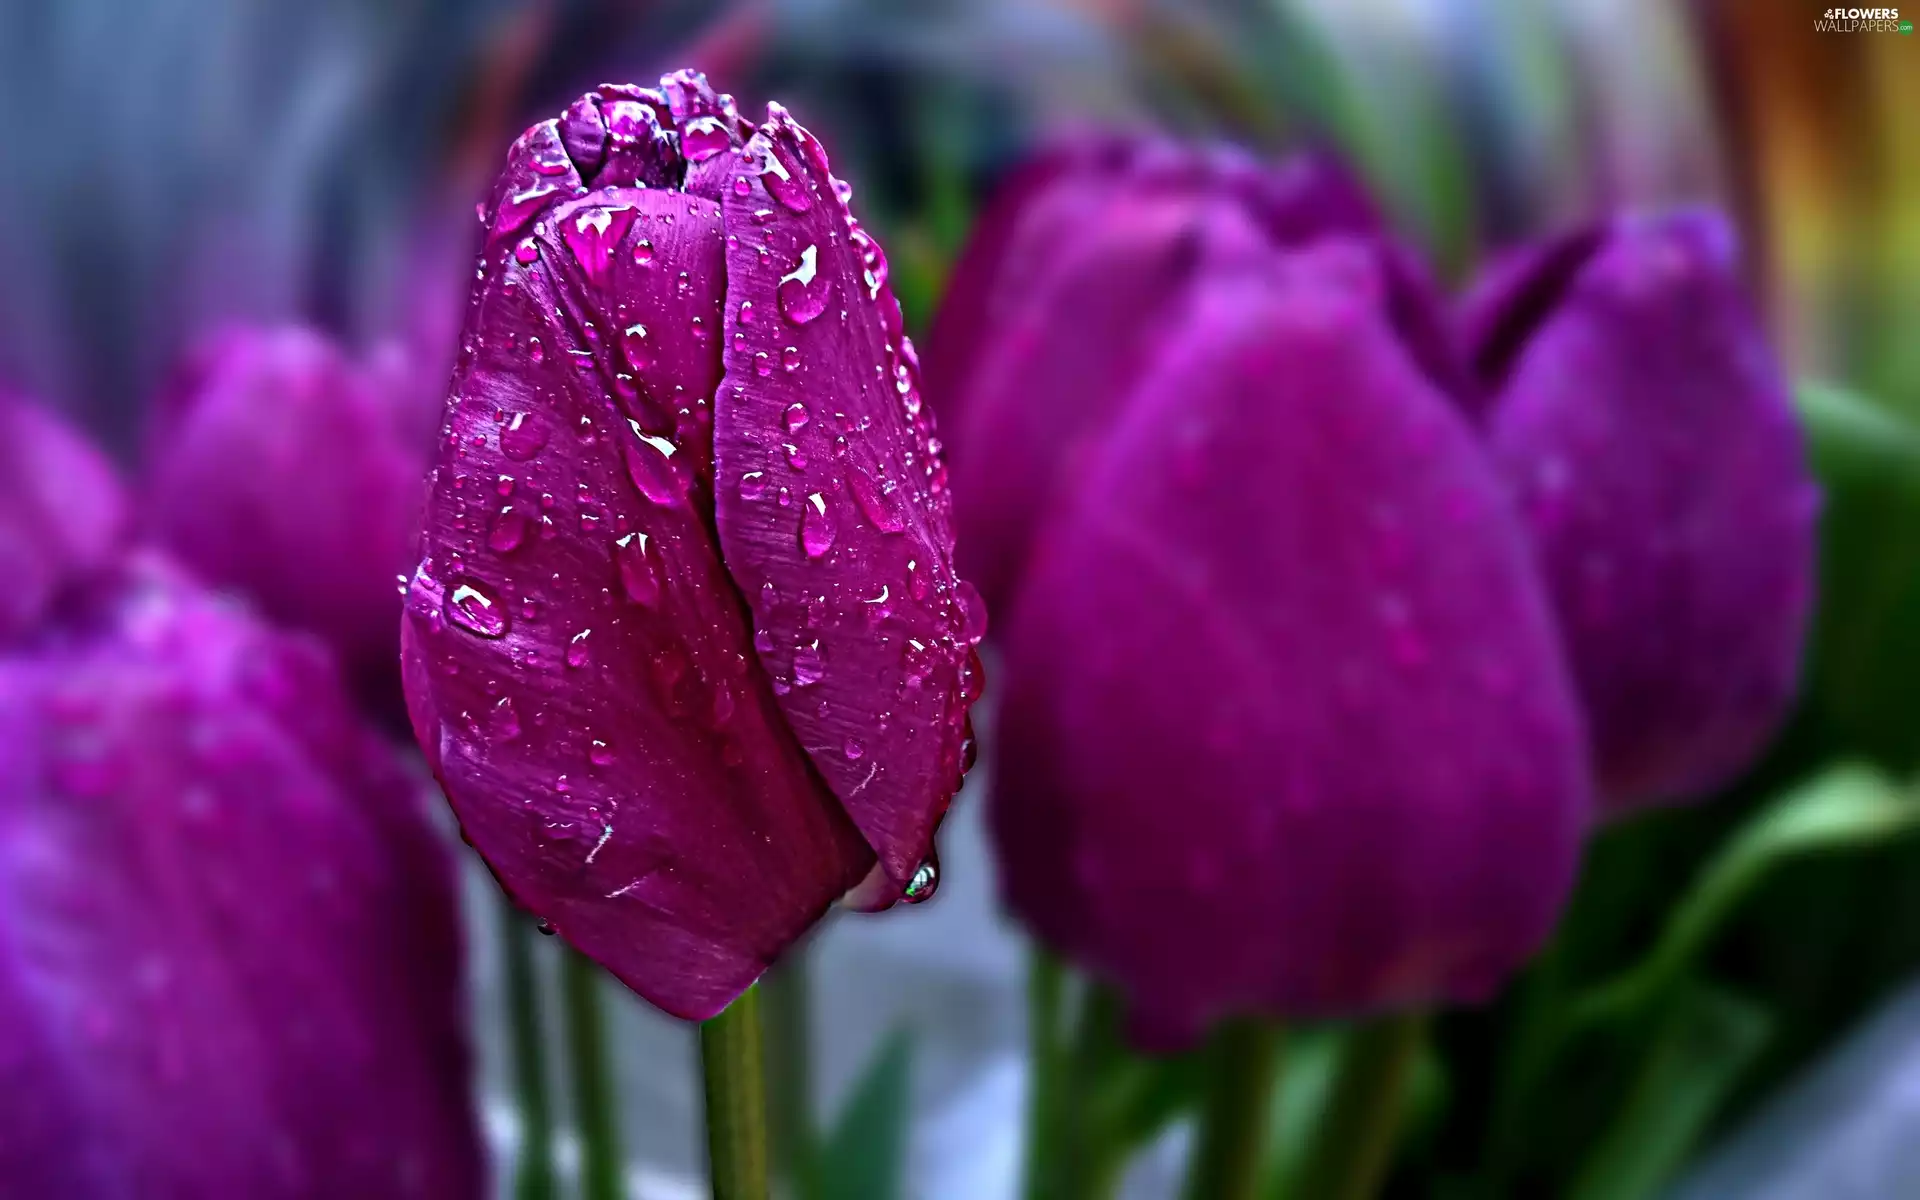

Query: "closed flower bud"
left=145, top=325, right=436, bottom=701
left=0, top=555, right=479, bottom=1197
left=401, top=74, right=984, bottom=1021
left=1464, top=211, right=1818, bottom=811
left=926, top=137, right=1468, bottom=615
left=0, top=392, right=125, bottom=642
left=986, top=238, right=1590, bottom=1042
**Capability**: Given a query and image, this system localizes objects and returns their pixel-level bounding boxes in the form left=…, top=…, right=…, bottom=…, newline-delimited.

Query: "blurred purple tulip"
left=925, top=136, right=1470, bottom=616
left=0, top=553, right=480, bottom=1197
left=400, top=73, right=984, bottom=1021
left=982, top=237, right=1590, bottom=1041
left=144, top=326, right=439, bottom=705
left=1464, top=211, right=1818, bottom=812
left=0, top=392, right=126, bottom=643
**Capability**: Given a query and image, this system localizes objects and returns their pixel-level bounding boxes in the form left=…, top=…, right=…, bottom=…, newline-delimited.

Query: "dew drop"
left=445, top=581, right=509, bottom=638
left=633, top=239, right=654, bottom=266
left=755, top=352, right=772, bottom=377
left=560, top=205, right=637, bottom=282
left=760, top=139, right=814, bottom=212
left=739, top=471, right=768, bottom=500
left=501, top=412, right=550, bottom=461
left=849, top=469, right=906, bottom=533
left=567, top=629, right=593, bottom=668
left=622, top=420, right=687, bottom=505
left=792, top=639, right=824, bottom=687
left=843, top=737, right=864, bottom=761
left=782, top=346, right=802, bottom=372
left=903, top=857, right=939, bottom=904
left=489, top=697, right=522, bottom=740
left=514, top=238, right=539, bottom=265
left=778, top=245, right=829, bottom=325
left=783, top=443, right=808, bottom=469
left=954, top=579, right=988, bottom=646
left=801, top=493, right=836, bottom=558
left=783, top=403, right=809, bottom=432
left=528, top=337, right=545, bottom=365
left=615, top=533, right=661, bottom=607
left=589, top=739, right=616, bottom=766
left=489, top=507, right=528, bottom=553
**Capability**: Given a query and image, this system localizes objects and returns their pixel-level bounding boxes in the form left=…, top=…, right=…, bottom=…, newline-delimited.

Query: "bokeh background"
left=4, top=1, right=1920, bottom=1197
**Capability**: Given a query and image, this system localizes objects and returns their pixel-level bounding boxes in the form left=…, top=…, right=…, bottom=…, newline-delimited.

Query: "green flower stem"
left=761, top=955, right=816, bottom=1192
left=1021, top=951, right=1069, bottom=1200
left=560, top=948, right=623, bottom=1200
left=1290, top=1012, right=1426, bottom=1200
left=702, top=985, right=771, bottom=1200
left=1180, top=1019, right=1284, bottom=1200
left=501, top=904, right=555, bottom=1200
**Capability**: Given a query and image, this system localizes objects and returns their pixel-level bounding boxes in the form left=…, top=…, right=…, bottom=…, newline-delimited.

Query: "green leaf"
left=810, top=1029, right=914, bottom=1200
left=1567, top=983, right=1772, bottom=1200
left=1795, top=382, right=1920, bottom=770
left=1577, top=763, right=1917, bottom=1022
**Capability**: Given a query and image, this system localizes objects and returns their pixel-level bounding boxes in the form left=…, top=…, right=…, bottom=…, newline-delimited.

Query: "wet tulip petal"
left=1473, top=211, right=1817, bottom=810
left=405, top=152, right=872, bottom=1019
left=145, top=326, right=431, bottom=699
left=714, top=107, right=979, bottom=893
left=0, top=557, right=479, bottom=1196
left=0, top=393, right=124, bottom=642
left=991, top=243, right=1591, bottom=1033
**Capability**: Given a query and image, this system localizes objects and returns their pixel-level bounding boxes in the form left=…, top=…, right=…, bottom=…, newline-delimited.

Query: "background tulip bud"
left=0, top=554, right=479, bottom=1197
left=0, top=392, right=126, bottom=643
left=989, top=241, right=1590, bottom=1042
left=145, top=325, right=437, bottom=704
left=401, top=74, right=983, bottom=1021
left=1465, top=210, right=1818, bottom=812
left=925, top=136, right=1467, bottom=616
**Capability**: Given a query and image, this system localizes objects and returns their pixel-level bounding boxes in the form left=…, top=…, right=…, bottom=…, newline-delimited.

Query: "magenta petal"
left=145, top=326, right=432, bottom=699
left=406, top=169, right=871, bottom=1019
left=0, top=393, right=125, bottom=643
left=1475, top=211, right=1818, bottom=810
left=713, top=107, right=981, bottom=894
left=0, top=557, right=479, bottom=1196
left=991, top=243, right=1591, bottom=1032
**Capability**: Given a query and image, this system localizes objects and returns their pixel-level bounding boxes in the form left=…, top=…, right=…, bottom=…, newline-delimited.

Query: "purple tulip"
left=0, top=553, right=480, bottom=1197
left=400, top=73, right=984, bottom=1021
left=925, top=137, right=1470, bottom=616
left=145, top=325, right=438, bottom=700
left=1464, top=211, right=1818, bottom=812
left=982, top=235, right=1590, bottom=1041
left=0, top=392, right=126, bottom=643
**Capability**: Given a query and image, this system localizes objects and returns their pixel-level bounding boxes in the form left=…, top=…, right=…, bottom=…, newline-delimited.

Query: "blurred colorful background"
left=3, top=0, right=1920, bottom=1197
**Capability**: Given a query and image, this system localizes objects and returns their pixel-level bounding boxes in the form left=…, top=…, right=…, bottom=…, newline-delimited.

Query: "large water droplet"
left=849, top=469, right=905, bottom=533
left=615, top=533, right=661, bottom=607
left=489, top=696, right=522, bottom=740
left=903, top=857, right=939, bottom=904
left=501, top=412, right=550, bottom=461
left=739, top=471, right=768, bottom=501
left=567, top=629, right=593, bottom=668
left=761, top=139, right=814, bottom=212
left=561, top=205, right=637, bottom=282
left=954, top=579, right=988, bottom=646
left=622, top=420, right=687, bottom=505
left=783, top=403, right=809, bottom=432
left=490, top=507, right=529, bottom=553
left=778, top=245, right=829, bottom=325
left=446, top=580, right=509, bottom=638
left=801, top=493, right=836, bottom=558
left=792, top=639, right=824, bottom=687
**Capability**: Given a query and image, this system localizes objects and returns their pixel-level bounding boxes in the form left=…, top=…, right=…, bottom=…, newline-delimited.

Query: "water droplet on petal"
left=561, top=205, right=637, bottom=282
left=622, top=420, right=688, bottom=505
left=782, top=346, right=802, bottom=372
left=954, top=579, right=988, bottom=645
left=567, top=629, right=593, bottom=668
left=761, top=139, right=814, bottom=212
left=843, top=736, right=864, bottom=760
left=801, top=493, right=836, bottom=558
left=683, top=116, right=732, bottom=162
left=783, top=403, right=809, bottom=432
left=589, top=739, right=616, bottom=766
left=489, top=697, right=522, bottom=740
left=904, top=857, right=939, bottom=904
left=615, top=533, right=661, bottom=607
left=501, top=412, right=550, bottom=461
left=849, top=469, right=905, bottom=533
left=739, top=471, right=768, bottom=500
left=793, top=639, right=824, bottom=687
left=778, top=245, right=829, bottom=325
left=446, top=581, right=509, bottom=638
left=514, top=238, right=539, bottom=265
left=528, top=337, right=545, bottom=365
left=783, top=443, right=808, bottom=469
left=489, top=507, right=528, bottom=553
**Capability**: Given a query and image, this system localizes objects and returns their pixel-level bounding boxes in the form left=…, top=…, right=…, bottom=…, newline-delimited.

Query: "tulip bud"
left=145, top=325, right=436, bottom=702
left=926, top=137, right=1470, bottom=615
left=988, top=241, right=1590, bottom=1041
left=0, top=392, right=125, bottom=642
left=1464, top=211, right=1818, bottom=811
left=401, top=74, right=983, bottom=1020
left=0, top=555, right=479, bottom=1196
